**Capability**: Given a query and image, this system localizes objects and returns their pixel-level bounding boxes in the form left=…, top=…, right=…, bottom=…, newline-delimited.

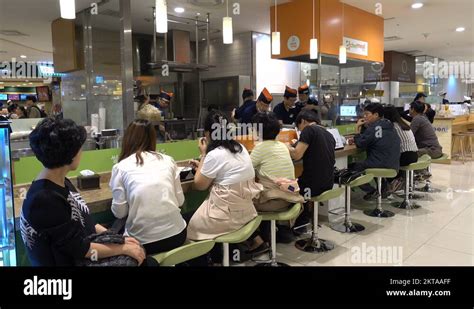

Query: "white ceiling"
left=0, top=0, right=473, bottom=63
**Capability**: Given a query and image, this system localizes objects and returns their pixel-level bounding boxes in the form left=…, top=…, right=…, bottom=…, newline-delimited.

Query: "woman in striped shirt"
left=384, top=106, right=418, bottom=192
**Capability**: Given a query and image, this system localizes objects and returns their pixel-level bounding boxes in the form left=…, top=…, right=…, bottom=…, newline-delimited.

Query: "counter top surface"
left=13, top=144, right=360, bottom=219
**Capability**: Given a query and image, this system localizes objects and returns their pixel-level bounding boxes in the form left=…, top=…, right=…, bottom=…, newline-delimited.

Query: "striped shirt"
left=250, top=140, right=295, bottom=180
left=393, top=122, right=418, bottom=153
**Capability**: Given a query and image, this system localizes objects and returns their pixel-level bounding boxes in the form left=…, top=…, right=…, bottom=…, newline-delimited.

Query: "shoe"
left=276, top=225, right=296, bottom=244
left=363, top=190, right=379, bottom=201
left=392, top=178, right=404, bottom=193
left=246, top=242, right=270, bottom=257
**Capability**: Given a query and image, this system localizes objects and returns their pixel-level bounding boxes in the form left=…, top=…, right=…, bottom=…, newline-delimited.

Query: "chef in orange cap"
left=273, top=86, right=301, bottom=125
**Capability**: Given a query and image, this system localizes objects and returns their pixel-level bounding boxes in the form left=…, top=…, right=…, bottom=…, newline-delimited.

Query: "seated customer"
left=187, top=111, right=263, bottom=241
left=384, top=106, right=419, bottom=193
left=21, top=118, right=145, bottom=266
left=409, top=101, right=443, bottom=159
left=110, top=119, right=187, bottom=255
left=251, top=112, right=304, bottom=212
left=347, top=103, right=401, bottom=199
left=286, top=110, right=336, bottom=229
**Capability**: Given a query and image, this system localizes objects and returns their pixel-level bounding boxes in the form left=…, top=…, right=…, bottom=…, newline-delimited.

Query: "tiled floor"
left=241, top=161, right=474, bottom=267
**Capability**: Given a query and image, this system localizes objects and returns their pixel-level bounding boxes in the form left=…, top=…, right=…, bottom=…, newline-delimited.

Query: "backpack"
left=32, top=105, right=47, bottom=118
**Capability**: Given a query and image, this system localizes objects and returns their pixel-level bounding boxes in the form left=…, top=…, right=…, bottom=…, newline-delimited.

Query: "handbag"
left=334, top=168, right=365, bottom=187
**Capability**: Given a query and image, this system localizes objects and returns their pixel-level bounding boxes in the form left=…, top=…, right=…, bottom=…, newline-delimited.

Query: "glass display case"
left=0, top=121, right=16, bottom=266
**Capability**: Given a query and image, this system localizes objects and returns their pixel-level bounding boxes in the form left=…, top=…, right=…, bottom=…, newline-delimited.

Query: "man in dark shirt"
left=233, top=88, right=255, bottom=122
left=401, top=93, right=436, bottom=123
left=347, top=103, right=401, bottom=199
left=409, top=101, right=443, bottom=158
left=273, top=86, right=301, bottom=125
left=286, top=110, right=336, bottom=235
left=296, top=84, right=320, bottom=121
left=238, top=88, right=273, bottom=125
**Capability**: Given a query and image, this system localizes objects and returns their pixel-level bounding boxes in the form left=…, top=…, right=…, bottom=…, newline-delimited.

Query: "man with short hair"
left=273, top=86, right=301, bottom=125
left=409, top=101, right=443, bottom=159
left=153, top=90, right=173, bottom=119
left=233, top=88, right=255, bottom=123
left=347, top=103, right=401, bottom=199
left=26, top=95, right=42, bottom=118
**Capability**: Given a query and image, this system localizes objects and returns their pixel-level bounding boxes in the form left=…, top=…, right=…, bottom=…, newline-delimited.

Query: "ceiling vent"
left=0, top=30, right=29, bottom=36
left=384, top=36, right=402, bottom=42
left=188, top=0, right=224, bottom=7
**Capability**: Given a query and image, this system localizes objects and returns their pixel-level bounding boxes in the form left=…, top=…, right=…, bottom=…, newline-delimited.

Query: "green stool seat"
left=257, top=203, right=302, bottom=267
left=215, top=216, right=263, bottom=266
left=152, top=240, right=215, bottom=266
left=395, top=158, right=432, bottom=210
left=431, top=153, right=449, bottom=163
left=364, top=169, right=397, bottom=218
left=365, top=168, right=397, bottom=178
left=331, top=174, right=374, bottom=234
left=418, top=154, right=432, bottom=162
left=296, top=187, right=344, bottom=253
left=400, top=160, right=431, bottom=171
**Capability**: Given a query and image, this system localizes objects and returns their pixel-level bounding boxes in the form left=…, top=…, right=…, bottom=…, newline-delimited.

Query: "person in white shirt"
left=110, top=119, right=187, bottom=255
left=187, top=111, right=263, bottom=241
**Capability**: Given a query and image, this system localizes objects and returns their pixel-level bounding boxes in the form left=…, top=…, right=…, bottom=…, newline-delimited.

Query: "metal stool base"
left=330, top=222, right=365, bottom=233
left=364, top=208, right=395, bottom=218
left=393, top=199, right=421, bottom=210
left=295, top=238, right=335, bottom=253
left=255, top=262, right=289, bottom=267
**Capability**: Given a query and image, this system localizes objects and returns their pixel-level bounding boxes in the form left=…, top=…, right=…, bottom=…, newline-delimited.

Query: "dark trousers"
left=397, top=151, right=418, bottom=178
left=143, top=228, right=187, bottom=255
left=349, top=161, right=393, bottom=194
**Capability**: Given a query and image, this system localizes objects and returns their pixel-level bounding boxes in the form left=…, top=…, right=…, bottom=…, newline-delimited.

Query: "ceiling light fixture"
left=310, top=0, right=318, bottom=59
left=272, top=0, right=280, bottom=55
left=456, top=27, right=465, bottom=32
left=20, top=55, right=27, bottom=59
left=155, top=0, right=168, bottom=33
left=60, top=0, right=76, bottom=19
left=174, top=7, right=185, bottom=13
left=411, top=3, right=423, bottom=9
left=339, top=4, right=346, bottom=64
left=222, top=0, right=233, bottom=44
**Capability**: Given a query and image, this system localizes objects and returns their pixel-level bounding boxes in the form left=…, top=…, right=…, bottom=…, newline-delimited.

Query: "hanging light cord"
left=312, top=0, right=315, bottom=39
left=275, top=0, right=278, bottom=32
left=226, top=0, right=229, bottom=17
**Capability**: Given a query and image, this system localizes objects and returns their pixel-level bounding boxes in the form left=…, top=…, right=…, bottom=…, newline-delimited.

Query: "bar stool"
left=295, top=187, right=345, bottom=253
left=416, top=153, right=448, bottom=193
left=151, top=240, right=215, bottom=266
left=395, top=158, right=431, bottom=210
left=331, top=174, right=374, bottom=233
left=214, top=216, right=262, bottom=266
left=464, top=131, right=474, bottom=159
left=256, top=203, right=302, bottom=267
left=363, top=168, right=397, bottom=218
left=452, top=133, right=469, bottom=163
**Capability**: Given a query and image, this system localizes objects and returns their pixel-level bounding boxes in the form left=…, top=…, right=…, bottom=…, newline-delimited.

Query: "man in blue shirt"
left=239, top=88, right=273, bottom=125
left=273, top=86, right=301, bottom=125
left=296, top=84, right=320, bottom=121
left=233, top=88, right=255, bottom=122
left=152, top=90, right=173, bottom=119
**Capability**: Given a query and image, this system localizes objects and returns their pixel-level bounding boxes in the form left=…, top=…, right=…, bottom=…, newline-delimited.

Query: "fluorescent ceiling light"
left=456, top=27, right=465, bottom=32
left=156, top=0, right=168, bottom=34
left=411, top=3, right=423, bottom=9
left=174, top=7, right=185, bottom=13
left=60, top=0, right=76, bottom=19
left=20, top=55, right=27, bottom=59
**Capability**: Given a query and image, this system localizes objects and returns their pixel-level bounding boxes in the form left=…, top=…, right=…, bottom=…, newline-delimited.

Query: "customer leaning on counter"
left=187, top=111, right=263, bottom=241
left=20, top=118, right=145, bottom=266
left=347, top=103, right=401, bottom=200
left=109, top=119, right=187, bottom=256
left=286, top=110, right=336, bottom=231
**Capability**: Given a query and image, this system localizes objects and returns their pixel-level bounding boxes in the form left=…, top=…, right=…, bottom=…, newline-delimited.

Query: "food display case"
left=0, top=121, right=17, bottom=266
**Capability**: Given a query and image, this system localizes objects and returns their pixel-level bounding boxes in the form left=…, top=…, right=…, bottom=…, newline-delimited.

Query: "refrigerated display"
left=0, top=121, right=16, bottom=266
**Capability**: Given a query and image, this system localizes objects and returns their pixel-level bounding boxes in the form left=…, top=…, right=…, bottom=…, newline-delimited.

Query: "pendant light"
left=60, top=0, right=76, bottom=19
left=339, top=3, right=347, bottom=64
left=272, top=0, right=281, bottom=55
left=155, top=0, right=168, bottom=34
left=310, top=0, right=318, bottom=59
left=223, top=0, right=233, bottom=44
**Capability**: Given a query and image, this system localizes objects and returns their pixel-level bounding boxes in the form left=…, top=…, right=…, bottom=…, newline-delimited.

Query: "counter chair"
left=363, top=169, right=397, bottom=218
left=255, top=203, right=302, bottom=267
left=395, top=158, right=432, bottom=210
left=214, top=216, right=262, bottom=266
left=452, top=133, right=469, bottom=163
left=416, top=153, right=448, bottom=193
left=295, top=187, right=345, bottom=253
left=151, top=240, right=215, bottom=266
left=331, top=174, right=374, bottom=233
